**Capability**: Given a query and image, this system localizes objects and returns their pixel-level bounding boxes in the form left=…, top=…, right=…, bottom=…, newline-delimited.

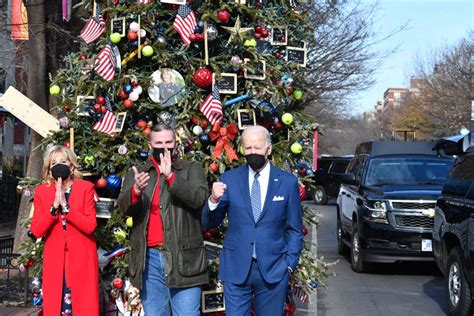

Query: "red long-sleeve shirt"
left=131, top=156, right=175, bottom=246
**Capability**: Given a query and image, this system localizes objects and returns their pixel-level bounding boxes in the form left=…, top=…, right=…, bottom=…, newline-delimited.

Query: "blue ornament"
left=306, top=168, right=314, bottom=175
left=33, top=296, right=43, bottom=306
left=311, top=279, right=318, bottom=288
left=87, top=107, right=97, bottom=117
left=131, top=40, right=139, bottom=48
left=27, top=230, right=37, bottom=241
left=198, top=21, right=204, bottom=28
left=255, top=101, right=275, bottom=120
left=199, top=134, right=210, bottom=144
left=300, top=140, right=305, bottom=145
left=138, top=150, right=149, bottom=161
left=194, top=26, right=200, bottom=33
left=296, top=161, right=309, bottom=169
left=106, top=173, right=122, bottom=198
left=123, top=84, right=133, bottom=94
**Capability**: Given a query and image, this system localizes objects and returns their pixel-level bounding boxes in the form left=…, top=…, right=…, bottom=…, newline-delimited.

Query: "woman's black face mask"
left=51, top=163, right=71, bottom=181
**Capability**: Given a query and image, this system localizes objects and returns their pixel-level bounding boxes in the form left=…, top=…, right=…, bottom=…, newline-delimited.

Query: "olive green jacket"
left=117, top=159, right=209, bottom=289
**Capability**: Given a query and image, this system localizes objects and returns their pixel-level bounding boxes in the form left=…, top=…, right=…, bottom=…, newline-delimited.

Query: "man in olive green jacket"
left=118, top=124, right=209, bottom=316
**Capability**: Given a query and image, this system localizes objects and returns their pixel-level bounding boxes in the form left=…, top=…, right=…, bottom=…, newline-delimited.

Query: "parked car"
left=433, top=133, right=474, bottom=316
left=312, top=156, right=352, bottom=204
left=337, top=141, right=454, bottom=273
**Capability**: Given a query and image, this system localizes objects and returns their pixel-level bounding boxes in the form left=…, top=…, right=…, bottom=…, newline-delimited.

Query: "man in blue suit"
left=203, top=125, right=303, bottom=315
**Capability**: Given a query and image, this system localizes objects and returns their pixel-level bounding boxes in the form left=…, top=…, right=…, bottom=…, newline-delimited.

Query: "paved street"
left=312, top=201, right=448, bottom=316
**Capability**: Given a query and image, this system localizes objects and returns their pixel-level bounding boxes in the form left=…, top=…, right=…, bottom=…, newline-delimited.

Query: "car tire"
left=351, top=223, right=369, bottom=273
left=445, top=247, right=473, bottom=316
left=313, top=186, right=328, bottom=205
left=337, top=215, right=348, bottom=255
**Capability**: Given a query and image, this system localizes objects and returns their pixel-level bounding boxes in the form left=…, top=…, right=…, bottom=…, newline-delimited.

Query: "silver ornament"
left=156, top=35, right=167, bottom=47
left=207, top=25, right=218, bottom=41
left=157, top=111, right=175, bottom=128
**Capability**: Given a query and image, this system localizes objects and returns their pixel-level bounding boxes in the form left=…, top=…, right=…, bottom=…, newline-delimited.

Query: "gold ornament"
left=221, top=16, right=253, bottom=45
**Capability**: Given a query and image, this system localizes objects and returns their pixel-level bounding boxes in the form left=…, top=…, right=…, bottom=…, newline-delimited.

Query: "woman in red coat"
left=30, top=145, right=99, bottom=315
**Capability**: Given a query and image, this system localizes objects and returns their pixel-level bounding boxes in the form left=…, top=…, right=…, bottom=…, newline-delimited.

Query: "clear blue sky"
left=354, top=0, right=473, bottom=114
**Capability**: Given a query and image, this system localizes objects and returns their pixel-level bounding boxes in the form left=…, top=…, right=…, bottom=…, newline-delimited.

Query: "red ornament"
left=203, top=231, right=213, bottom=238
left=101, top=105, right=107, bottom=113
left=193, top=68, right=213, bottom=88
left=217, top=10, right=230, bottom=23
left=166, top=4, right=179, bottom=10
left=143, top=127, right=151, bottom=136
left=112, top=278, right=124, bottom=289
left=189, top=34, right=197, bottom=42
left=200, top=120, right=208, bottom=129
left=132, top=82, right=139, bottom=88
left=123, top=99, right=134, bottom=109
left=302, top=224, right=308, bottom=236
left=261, top=29, right=269, bottom=38
left=136, top=120, right=148, bottom=129
left=192, top=117, right=199, bottom=125
left=196, top=33, right=204, bottom=41
left=93, top=103, right=101, bottom=112
left=255, top=25, right=263, bottom=33
left=127, top=31, right=138, bottom=41
left=254, top=33, right=262, bottom=40
left=274, top=122, right=283, bottom=130
left=79, top=54, right=87, bottom=60
left=63, top=141, right=70, bottom=148
left=96, top=178, right=107, bottom=189
left=96, top=96, right=105, bottom=105
left=24, top=258, right=34, bottom=269
left=118, top=89, right=129, bottom=100
left=209, top=162, right=219, bottom=173
left=298, top=183, right=307, bottom=200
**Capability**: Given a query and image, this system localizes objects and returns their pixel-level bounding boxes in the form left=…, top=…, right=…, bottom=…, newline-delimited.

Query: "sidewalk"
left=0, top=306, right=39, bottom=316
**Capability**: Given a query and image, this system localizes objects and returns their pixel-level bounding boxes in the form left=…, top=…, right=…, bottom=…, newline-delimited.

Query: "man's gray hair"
left=242, top=125, right=271, bottom=145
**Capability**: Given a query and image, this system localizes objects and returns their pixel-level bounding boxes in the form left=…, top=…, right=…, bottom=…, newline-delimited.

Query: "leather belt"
left=149, top=243, right=165, bottom=251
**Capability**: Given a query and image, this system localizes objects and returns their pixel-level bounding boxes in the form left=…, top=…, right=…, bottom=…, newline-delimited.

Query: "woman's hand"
left=54, top=178, right=67, bottom=208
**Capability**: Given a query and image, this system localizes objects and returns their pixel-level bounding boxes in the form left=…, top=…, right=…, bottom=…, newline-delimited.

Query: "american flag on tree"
left=172, top=4, right=197, bottom=45
left=199, top=86, right=223, bottom=125
left=93, top=111, right=117, bottom=135
left=95, top=44, right=116, bottom=81
left=79, top=10, right=105, bottom=44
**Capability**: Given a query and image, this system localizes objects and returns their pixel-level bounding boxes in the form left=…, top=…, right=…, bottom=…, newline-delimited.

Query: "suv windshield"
left=365, top=157, right=454, bottom=186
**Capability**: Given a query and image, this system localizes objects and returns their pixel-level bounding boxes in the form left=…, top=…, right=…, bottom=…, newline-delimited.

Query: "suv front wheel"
left=351, top=223, right=369, bottom=273
left=446, top=247, right=472, bottom=316
left=314, top=186, right=328, bottom=205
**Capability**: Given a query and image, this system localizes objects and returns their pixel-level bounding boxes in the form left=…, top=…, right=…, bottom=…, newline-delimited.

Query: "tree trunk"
left=13, top=0, right=47, bottom=253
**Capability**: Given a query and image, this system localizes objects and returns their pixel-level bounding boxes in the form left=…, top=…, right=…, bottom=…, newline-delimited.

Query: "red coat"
left=30, top=179, right=99, bottom=316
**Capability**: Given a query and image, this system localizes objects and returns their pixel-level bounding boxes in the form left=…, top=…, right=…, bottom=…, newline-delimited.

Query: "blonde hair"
left=42, top=145, right=82, bottom=183
left=161, top=68, right=173, bottom=81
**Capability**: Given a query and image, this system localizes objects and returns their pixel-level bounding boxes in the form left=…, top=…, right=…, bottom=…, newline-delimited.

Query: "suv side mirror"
left=338, top=173, right=358, bottom=185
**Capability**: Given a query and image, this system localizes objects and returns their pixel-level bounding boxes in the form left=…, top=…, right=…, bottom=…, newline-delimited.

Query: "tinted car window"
left=365, top=157, right=453, bottom=186
left=317, top=160, right=332, bottom=172
left=465, top=183, right=474, bottom=200
left=331, top=161, right=349, bottom=174
left=347, top=155, right=366, bottom=181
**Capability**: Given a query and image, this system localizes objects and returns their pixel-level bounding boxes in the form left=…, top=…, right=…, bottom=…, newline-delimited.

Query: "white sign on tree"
left=0, top=86, right=60, bottom=138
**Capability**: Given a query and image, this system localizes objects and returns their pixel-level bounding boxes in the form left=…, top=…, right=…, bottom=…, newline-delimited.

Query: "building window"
left=394, top=92, right=401, bottom=100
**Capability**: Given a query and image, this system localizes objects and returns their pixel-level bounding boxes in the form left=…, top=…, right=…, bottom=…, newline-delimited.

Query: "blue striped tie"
left=251, top=173, right=261, bottom=258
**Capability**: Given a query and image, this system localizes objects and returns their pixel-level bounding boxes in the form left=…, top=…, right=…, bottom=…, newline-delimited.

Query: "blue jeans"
left=141, top=248, right=201, bottom=316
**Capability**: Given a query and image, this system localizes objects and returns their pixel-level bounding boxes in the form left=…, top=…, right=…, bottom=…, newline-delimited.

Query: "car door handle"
left=341, top=192, right=347, bottom=196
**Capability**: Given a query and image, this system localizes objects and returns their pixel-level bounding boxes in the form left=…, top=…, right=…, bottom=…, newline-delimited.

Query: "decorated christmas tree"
left=18, top=0, right=332, bottom=312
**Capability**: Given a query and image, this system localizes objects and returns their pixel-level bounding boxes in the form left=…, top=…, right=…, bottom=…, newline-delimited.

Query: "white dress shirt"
left=208, top=162, right=271, bottom=210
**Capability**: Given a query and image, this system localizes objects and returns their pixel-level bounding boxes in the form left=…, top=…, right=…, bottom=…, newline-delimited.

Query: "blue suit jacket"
left=202, top=164, right=303, bottom=285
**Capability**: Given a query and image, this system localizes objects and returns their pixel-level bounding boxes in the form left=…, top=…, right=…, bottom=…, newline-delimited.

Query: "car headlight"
left=362, top=199, right=388, bottom=224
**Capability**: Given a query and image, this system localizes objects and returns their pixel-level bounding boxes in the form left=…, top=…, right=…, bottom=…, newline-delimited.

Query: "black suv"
left=337, top=141, right=454, bottom=272
left=433, top=133, right=474, bottom=316
left=312, top=156, right=351, bottom=204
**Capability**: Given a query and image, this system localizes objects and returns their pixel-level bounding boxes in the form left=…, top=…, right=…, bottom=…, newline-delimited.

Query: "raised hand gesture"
left=159, top=148, right=172, bottom=179
left=132, top=166, right=150, bottom=194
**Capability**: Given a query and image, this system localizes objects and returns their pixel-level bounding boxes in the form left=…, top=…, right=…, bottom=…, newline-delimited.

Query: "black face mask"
left=245, top=154, right=267, bottom=171
left=51, top=163, right=71, bottom=181
left=152, top=147, right=174, bottom=162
